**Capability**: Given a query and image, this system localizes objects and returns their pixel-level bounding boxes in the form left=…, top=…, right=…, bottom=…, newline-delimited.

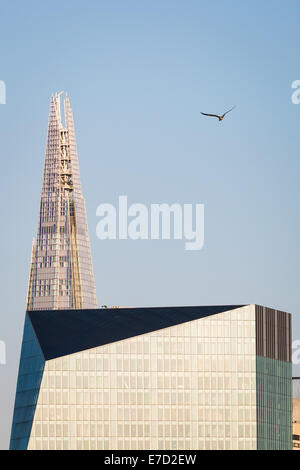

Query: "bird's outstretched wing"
left=222, top=105, right=236, bottom=117
left=200, top=112, right=220, bottom=119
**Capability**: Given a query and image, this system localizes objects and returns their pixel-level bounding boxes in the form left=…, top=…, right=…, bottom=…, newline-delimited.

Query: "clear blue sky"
left=0, top=0, right=300, bottom=448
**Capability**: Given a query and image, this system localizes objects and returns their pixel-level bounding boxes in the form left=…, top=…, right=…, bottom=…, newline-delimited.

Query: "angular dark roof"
left=28, top=305, right=245, bottom=360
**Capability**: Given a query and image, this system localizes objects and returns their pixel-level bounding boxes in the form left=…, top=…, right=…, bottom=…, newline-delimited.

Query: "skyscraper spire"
left=26, top=92, right=97, bottom=310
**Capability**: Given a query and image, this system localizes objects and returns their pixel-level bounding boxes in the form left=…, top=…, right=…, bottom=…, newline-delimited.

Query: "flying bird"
left=200, top=106, right=236, bottom=121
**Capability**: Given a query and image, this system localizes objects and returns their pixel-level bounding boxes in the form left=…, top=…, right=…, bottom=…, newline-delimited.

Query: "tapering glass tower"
left=26, top=92, right=97, bottom=310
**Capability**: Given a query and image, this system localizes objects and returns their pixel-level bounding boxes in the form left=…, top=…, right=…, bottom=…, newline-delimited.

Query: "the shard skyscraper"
left=27, top=92, right=97, bottom=310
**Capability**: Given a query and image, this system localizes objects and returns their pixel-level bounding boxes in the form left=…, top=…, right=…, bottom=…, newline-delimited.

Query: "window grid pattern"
left=27, top=306, right=257, bottom=450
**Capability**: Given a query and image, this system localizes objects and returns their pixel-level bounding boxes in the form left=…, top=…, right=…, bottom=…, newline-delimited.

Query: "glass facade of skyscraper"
left=26, top=92, right=97, bottom=311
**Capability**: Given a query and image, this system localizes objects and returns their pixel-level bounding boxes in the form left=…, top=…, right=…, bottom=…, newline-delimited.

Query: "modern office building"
left=26, top=92, right=97, bottom=311
left=293, top=377, right=300, bottom=450
left=10, top=304, right=292, bottom=450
